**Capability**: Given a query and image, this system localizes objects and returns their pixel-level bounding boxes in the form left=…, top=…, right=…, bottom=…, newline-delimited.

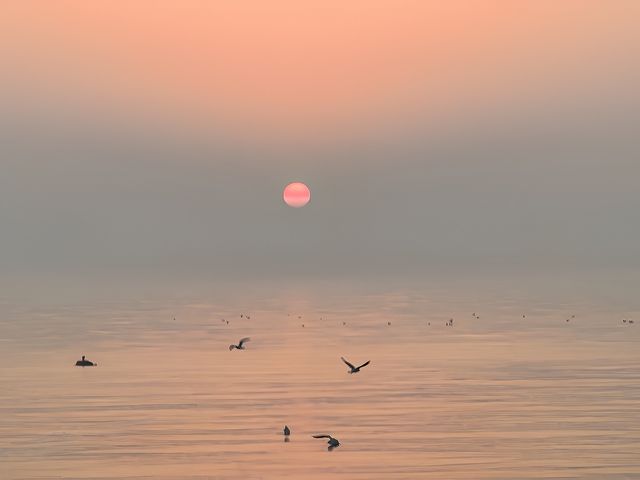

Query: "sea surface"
left=1, top=279, right=639, bottom=479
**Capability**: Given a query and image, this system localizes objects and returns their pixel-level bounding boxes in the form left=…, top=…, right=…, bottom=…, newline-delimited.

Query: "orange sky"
left=2, top=0, right=639, bottom=140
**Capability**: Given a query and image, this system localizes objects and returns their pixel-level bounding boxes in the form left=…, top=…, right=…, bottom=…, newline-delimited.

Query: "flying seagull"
left=313, top=434, right=340, bottom=449
left=341, top=357, right=370, bottom=374
left=229, top=337, right=251, bottom=351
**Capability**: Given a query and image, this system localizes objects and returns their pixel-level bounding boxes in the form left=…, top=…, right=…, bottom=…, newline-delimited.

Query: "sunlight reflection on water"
left=1, top=286, right=639, bottom=479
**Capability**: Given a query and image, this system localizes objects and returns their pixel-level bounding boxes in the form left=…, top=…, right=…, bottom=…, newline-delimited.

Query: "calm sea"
left=1, top=278, right=639, bottom=479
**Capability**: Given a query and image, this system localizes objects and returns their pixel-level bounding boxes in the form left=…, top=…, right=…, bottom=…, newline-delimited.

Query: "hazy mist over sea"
left=2, top=2, right=640, bottom=478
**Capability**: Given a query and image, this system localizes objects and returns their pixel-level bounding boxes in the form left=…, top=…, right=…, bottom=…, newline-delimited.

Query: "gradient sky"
left=1, top=1, right=639, bottom=288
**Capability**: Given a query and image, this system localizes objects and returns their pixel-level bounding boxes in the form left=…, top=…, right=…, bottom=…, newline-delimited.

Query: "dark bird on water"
left=341, top=357, right=370, bottom=374
left=283, top=425, right=290, bottom=436
left=313, top=434, right=340, bottom=450
left=75, top=355, right=96, bottom=367
left=229, top=337, right=251, bottom=351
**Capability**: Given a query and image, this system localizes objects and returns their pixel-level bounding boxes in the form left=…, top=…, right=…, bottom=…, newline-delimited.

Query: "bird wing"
left=341, top=357, right=356, bottom=369
left=357, top=360, right=371, bottom=369
left=313, top=435, right=331, bottom=439
left=238, top=337, right=251, bottom=347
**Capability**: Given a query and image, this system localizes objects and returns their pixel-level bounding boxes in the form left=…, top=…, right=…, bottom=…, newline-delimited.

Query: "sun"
left=283, top=182, right=311, bottom=208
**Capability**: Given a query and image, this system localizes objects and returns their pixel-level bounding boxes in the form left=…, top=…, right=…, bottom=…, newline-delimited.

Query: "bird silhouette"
left=75, top=355, right=96, bottom=367
left=229, top=337, right=251, bottom=351
left=341, top=357, right=370, bottom=374
left=283, top=425, right=290, bottom=436
left=313, top=434, right=340, bottom=450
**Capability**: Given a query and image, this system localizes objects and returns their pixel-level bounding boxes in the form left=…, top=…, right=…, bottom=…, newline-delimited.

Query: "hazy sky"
left=1, top=1, right=639, bottom=286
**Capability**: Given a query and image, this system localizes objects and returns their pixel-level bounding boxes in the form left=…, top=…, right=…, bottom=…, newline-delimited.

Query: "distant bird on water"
left=229, top=337, right=250, bottom=351
left=283, top=425, right=290, bottom=436
left=313, top=434, right=340, bottom=450
left=75, top=355, right=96, bottom=367
left=341, top=357, right=370, bottom=374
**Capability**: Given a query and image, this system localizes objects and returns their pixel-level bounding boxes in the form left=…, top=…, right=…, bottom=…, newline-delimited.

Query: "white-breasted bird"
left=229, top=337, right=251, bottom=351
left=341, top=357, right=370, bottom=374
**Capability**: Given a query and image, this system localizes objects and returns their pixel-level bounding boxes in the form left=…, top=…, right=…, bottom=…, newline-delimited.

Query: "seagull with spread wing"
left=229, top=337, right=251, bottom=351
left=341, top=357, right=370, bottom=374
left=312, top=434, right=340, bottom=449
